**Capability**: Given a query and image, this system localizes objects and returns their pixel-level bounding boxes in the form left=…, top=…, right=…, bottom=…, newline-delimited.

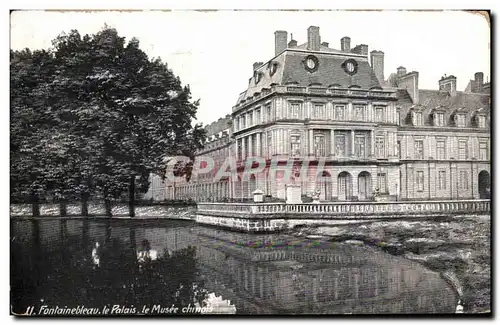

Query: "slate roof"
left=204, top=114, right=232, bottom=136
left=398, top=88, right=490, bottom=127
left=294, top=42, right=346, bottom=54
left=236, top=48, right=382, bottom=105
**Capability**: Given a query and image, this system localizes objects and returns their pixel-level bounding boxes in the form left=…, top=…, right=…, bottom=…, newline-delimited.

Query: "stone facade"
left=171, top=26, right=490, bottom=202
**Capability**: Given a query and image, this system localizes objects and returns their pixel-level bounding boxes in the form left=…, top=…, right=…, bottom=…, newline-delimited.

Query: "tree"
left=10, top=27, right=206, bottom=214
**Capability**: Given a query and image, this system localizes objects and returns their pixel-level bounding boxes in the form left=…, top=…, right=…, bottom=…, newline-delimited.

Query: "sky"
left=10, top=10, right=490, bottom=126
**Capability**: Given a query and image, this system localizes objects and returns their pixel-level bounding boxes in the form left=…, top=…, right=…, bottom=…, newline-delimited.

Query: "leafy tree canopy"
left=11, top=26, right=206, bottom=202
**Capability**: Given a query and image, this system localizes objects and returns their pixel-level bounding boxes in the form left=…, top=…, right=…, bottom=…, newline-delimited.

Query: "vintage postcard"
left=9, top=9, right=491, bottom=316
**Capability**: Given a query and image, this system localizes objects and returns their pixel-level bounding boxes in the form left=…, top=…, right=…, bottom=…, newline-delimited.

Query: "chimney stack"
left=253, top=62, right=263, bottom=71
left=398, top=71, right=420, bottom=104
left=397, top=66, right=407, bottom=77
left=370, top=50, right=385, bottom=83
left=274, top=30, right=288, bottom=56
left=351, top=44, right=368, bottom=56
left=307, top=26, right=321, bottom=51
left=341, top=36, right=351, bottom=52
left=439, top=75, right=457, bottom=96
left=474, top=72, right=484, bottom=92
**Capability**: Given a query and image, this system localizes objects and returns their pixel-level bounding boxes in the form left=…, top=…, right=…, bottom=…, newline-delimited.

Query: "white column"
left=371, top=130, right=375, bottom=157
left=385, top=131, right=389, bottom=157
left=274, top=130, right=278, bottom=155
left=281, top=98, right=286, bottom=119
left=283, top=129, right=288, bottom=155
left=241, top=136, right=246, bottom=160
left=248, top=135, right=253, bottom=157
left=263, top=131, right=268, bottom=158
left=351, top=130, right=355, bottom=157
left=331, top=129, right=335, bottom=157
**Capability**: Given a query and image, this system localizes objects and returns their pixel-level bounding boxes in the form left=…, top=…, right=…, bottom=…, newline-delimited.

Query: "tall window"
left=241, top=115, right=246, bottom=129
left=416, top=171, right=424, bottom=192
left=335, top=105, right=346, bottom=120
left=354, top=105, right=366, bottom=121
left=289, top=102, right=301, bottom=119
left=414, top=140, right=424, bottom=159
left=435, top=112, right=445, bottom=126
left=375, top=107, right=384, bottom=122
left=376, top=136, right=385, bottom=158
left=247, top=112, right=253, bottom=126
left=459, top=170, right=469, bottom=189
left=355, top=135, right=366, bottom=158
left=314, top=104, right=326, bottom=119
left=396, top=110, right=400, bottom=125
left=456, top=114, right=466, bottom=127
left=414, top=112, right=423, bottom=126
left=290, top=131, right=301, bottom=156
left=255, top=109, right=261, bottom=124
left=397, top=140, right=401, bottom=158
left=458, top=140, right=468, bottom=160
left=266, top=104, right=272, bottom=122
left=479, top=141, right=488, bottom=160
left=335, top=135, right=346, bottom=157
left=438, top=171, right=446, bottom=190
left=436, top=140, right=446, bottom=159
left=314, top=133, right=327, bottom=157
left=478, top=115, right=486, bottom=128
left=378, top=173, right=387, bottom=193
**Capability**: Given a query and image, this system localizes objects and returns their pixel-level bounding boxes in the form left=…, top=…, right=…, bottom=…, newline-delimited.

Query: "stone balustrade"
left=197, top=199, right=490, bottom=219
left=233, top=85, right=397, bottom=111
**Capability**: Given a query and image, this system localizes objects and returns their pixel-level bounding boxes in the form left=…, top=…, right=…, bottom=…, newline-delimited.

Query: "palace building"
left=165, top=115, right=233, bottom=201
left=169, top=26, right=490, bottom=202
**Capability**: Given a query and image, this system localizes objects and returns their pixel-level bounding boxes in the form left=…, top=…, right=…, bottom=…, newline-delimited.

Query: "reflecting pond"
left=11, top=218, right=457, bottom=315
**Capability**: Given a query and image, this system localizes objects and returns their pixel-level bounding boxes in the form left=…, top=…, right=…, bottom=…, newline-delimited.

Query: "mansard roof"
left=398, top=88, right=490, bottom=127
left=236, top=49, right=382, bottom=105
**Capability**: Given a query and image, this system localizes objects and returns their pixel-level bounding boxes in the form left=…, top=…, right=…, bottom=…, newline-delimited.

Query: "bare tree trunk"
left=31, top=193, right=40, bottom=218
left=104, top=188, right=112, bottom=218
left=81, top=192, right=89, bottom=217
left=59, top=200, right=67, bottom=218
left=129, top=176, right=135, bottom=218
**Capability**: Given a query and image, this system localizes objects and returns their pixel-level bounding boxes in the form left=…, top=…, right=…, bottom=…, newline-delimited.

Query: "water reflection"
left=10, top=219, right=457, bottom=315
left=11, top=220, right=209, bottom=315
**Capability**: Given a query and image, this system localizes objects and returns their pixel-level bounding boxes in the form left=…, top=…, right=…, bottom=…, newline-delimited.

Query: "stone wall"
left=10, top=202, right=196, bottom=219
left=196, top=214, right=288, bottom=232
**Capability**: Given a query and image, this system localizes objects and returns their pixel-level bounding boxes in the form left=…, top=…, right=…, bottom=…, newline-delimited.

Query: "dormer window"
left=434, top=112, right=445, bottom=126
left=254, top=71, right=262, bottom=84
left=269, top=62, right=278, bottom=76
left=478, top=115, right=487, bottom=128
left=413, top=112, right=423, bottom=126
left=456, top=114, right=466, bottom=128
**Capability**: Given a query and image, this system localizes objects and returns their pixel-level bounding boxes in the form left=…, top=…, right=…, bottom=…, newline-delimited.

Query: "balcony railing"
left=197, top=199, right=490, bottom=218
left=233, top=85, right=397, bottom=111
